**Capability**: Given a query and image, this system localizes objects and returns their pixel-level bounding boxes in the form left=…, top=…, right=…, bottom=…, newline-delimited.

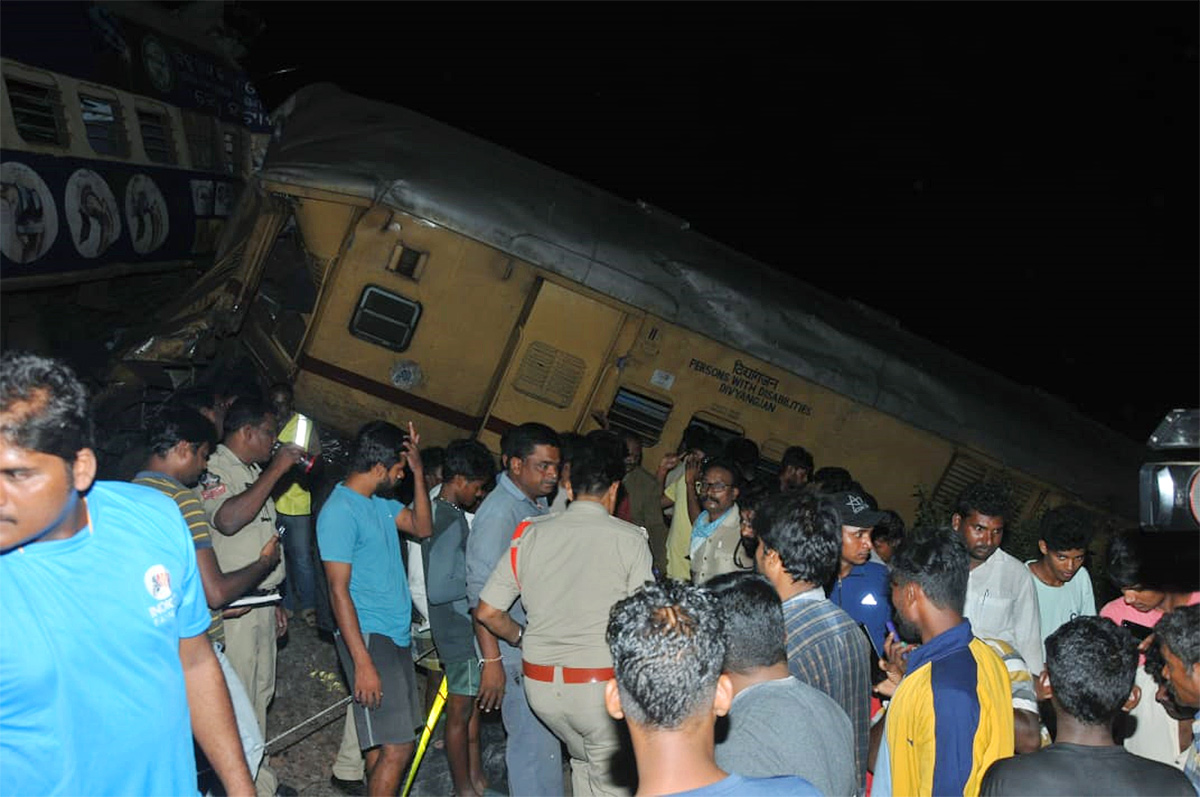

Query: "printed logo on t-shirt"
left=861, top=593, right=878, bottom=606
left=144, top=564, right=179, bottom=625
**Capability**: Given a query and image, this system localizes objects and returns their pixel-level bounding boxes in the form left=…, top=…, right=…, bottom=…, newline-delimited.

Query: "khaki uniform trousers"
left=223, top=606, right=279, bottom=797
left=524, top=674, right=630, bottom=797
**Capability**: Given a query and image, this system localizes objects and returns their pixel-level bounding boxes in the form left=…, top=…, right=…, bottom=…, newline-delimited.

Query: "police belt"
left=522, top=661, right=614, bottom=684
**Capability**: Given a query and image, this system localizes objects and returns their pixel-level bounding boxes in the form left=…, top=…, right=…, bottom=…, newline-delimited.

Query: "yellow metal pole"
left=401, top=675, right=449, bottom=797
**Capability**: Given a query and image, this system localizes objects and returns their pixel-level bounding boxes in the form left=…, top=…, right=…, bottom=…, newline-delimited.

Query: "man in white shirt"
left=952, top=482, right=1044, bottom=676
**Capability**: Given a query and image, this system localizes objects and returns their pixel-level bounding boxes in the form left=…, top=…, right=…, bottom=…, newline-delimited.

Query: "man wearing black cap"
left=827, top=488, right=893, bottom=657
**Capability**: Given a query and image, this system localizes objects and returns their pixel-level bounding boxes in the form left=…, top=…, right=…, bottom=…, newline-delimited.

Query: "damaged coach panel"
left=120, top=83, right=1140, bottom=526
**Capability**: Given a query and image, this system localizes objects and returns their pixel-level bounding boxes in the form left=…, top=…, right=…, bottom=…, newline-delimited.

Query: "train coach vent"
left=513, top=341, right=585, bottom=409
left=5, top=76, right=66, bottom=146
left=606, top=387, right=673, bottom=447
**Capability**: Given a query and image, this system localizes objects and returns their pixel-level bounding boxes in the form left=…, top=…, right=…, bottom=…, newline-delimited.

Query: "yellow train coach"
left=120, top=83, right=1140, bottom=529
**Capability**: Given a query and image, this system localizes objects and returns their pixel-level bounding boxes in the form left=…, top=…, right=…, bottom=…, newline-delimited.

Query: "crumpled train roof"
left=262, top=82, right=1140, bottom=516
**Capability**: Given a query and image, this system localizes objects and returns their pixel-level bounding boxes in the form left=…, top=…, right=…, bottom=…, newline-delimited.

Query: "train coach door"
left=478, top=279, right=627, bottom=450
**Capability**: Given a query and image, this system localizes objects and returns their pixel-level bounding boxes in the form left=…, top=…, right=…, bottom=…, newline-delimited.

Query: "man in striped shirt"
left=752, top=490, right=872, bottom=792
left=133, top=405, right=283, bottom=792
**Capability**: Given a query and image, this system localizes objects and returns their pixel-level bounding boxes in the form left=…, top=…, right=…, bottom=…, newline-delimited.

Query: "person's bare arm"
left=395, top=423, right=433, bottom=540
left=473, top=610, right=506, bottom=713
left=180, top=634, right=254, bottom=796
left=324, top=560, right=382, bottom=708
left=658, top=454, right=680, bottom=509
left=1013, top=709, right=1042, bottom=754
left=475, top=600, right=522, bottom=647
left=196, top=536, right=281, bottom=609
left=213, top=445, right=306, bottom=535
left=685, top=454, right=703, bottom=524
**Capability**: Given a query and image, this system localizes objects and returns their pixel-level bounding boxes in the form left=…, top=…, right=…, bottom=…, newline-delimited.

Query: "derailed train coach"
left=116, top=82, right=1142, bottom=530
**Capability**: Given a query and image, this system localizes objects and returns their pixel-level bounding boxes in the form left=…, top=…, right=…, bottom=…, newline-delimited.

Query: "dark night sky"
left=241, top=2, right=1198, bottom=443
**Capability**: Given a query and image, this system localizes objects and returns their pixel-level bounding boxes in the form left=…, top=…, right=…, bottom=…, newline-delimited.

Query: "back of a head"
left=722, top=437, right=760, bottom=482
left=889, top=527, right=970, bottom=615
left=781, top=445, right=814, bottom=476
left=954, top=481, right=1011, bottom=521
left=1155, top=604, right=1200, bottom=670
left=570, top=434, right=625, bottom=497
left=872, top=510, right=907, bottom=545
left=607, top=581, right=726, bottom=730
left=421, top=445, right=446, bottom=475
left=704, top=571, right=787, bottom=673
left=680, top=424, right=709, bottom=454
left=349, top=420, right=407, bottom=473
left=503, top=422, right=560, bottom=463
left=146, top=405, right=217, bottom=458
left=443, top=440, right=494, bottom=483
left=736, top=478, right=774, bottom=516
left=812, top=466, right=852, bottom=494
left=1039, top=504, right=1094, bottom=552
left=753, top=490, right=840, bottom=586
left=222, top=397, right=272, bottom=442
left=0, top=351, right=93, bottom=460
left=1045, top=616, right=1138, bottom=725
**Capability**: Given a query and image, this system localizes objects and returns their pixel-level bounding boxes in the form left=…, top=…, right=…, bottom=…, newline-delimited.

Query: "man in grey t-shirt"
left=705, top=572, right=856, bottom=797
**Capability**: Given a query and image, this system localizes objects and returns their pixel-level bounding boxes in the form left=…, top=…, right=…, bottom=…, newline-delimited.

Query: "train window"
left=388, top=244, right=427, bottom=280
left=79, top=93, right=128, bottom=156
left=183, top=111, right=218, bottom=170
left=606, top=387, right=672, bottom=446
left=5, top=76, right=66, bottom=146
left=136, top=106, right=176, bottom=164
left=512, top=341, right=585, bottom=409
left=349, top=284, right=422, bottom=352
left=685, top=414, right=744, bottom=452
left=931, top=452, right=1042, bottom=519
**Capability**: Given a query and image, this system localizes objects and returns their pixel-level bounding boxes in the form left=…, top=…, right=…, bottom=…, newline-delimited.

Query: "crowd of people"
left=1, top=350, right=1198, bottom=797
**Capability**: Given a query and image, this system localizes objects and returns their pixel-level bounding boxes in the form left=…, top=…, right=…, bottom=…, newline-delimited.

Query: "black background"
left=241, top=2, right=1198, bottom=443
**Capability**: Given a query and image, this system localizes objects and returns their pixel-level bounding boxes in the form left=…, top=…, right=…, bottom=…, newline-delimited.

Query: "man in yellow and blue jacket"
left=873, top=527, right=1014, bottom=797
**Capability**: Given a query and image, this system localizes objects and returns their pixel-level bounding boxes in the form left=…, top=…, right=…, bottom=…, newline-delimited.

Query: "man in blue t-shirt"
left=318, top=420, right=432, bottom=797
left=0, top=352, right=253, bottom=796
left=605, top=580, right=819, bottom=796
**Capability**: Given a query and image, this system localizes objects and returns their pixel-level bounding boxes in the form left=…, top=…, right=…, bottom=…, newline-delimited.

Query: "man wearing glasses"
left=690, top=458, right=752, bottom=584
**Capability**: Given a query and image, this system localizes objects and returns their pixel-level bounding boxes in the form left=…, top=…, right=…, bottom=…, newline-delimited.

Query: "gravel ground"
left=263, top=620, right=510, bottom=796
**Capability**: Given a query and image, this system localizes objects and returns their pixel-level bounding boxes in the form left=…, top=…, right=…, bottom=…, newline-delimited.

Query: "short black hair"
left=753, top=491, right=840, bottom=586
left=812, top=466, right=852, bottom=493
left=607, top=581, right=726, bottom=730
left=1039, top=505, right=1094, bottom=552
left=702, top=458, right=742, bottom=490
left=0, top=351, right=94, bottom=460
left=146, top=405, right=217, bottom=457
left=722, top=437, right=760, bottom=483
left=1106, top=531, right=1151, bottom=590
left=680, top=424, right=709, bottom=454
left=441, top=440, right=494, bottom=483
left=555, top=432, right=587, bottom=474
left=1045, top=616, right=1138, bottom=725
left=954, top=482, right=1011, bottom=522
left=348, top=421, right=407, bottom=474
left=780, top=446, right=814, bottom=477
left=222, top=397, right=273, bottom=441
left=569, top=431, right=625, bottom=496
left=704, top=572, right=787, bottom=673
left=173, top=384, right=221, bottom=414
left=735, top=477, right=774, bottom=515
left=889, top=527, right=969, bottom=614
left=871, top=510, right=907, bottom=545
left=1156, top=604, right=1200, bottom=671
left=502, top=422, right=560, bottom=463
left=421, top=445, right=446, bottom=475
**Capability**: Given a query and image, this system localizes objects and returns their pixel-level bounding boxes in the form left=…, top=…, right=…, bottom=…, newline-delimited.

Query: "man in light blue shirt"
left=466, top=422, right=564, bottom=796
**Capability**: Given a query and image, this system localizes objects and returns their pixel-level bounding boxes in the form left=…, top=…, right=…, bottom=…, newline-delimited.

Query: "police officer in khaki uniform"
left=477, top=434, right=653, bottom=797
left=689, top=458, right=750, bottom=584
left=199, top=397, right=304, bottom=797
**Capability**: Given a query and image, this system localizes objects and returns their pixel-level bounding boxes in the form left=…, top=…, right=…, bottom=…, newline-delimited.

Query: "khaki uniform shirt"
left=479, top=500, right=653, bottom=668
left=198, top=444, right=286, bottom=590
left=690, top=504, right=750, bottom=584
left=622, top=466, right=668, bottom=574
